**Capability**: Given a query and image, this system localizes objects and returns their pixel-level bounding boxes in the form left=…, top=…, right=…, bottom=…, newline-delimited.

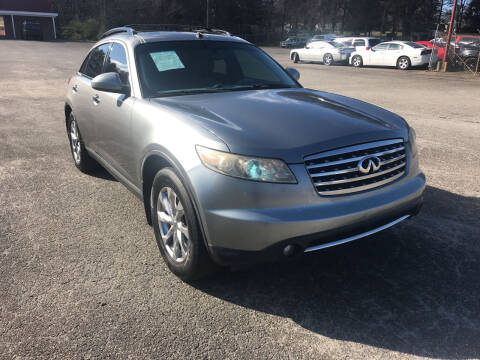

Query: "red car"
left=415, top=41, right=445, bottom=60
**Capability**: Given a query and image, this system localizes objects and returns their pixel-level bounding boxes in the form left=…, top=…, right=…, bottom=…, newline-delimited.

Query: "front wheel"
left=323, top=53, right=334, bottom=66
left=463, top=57, right=477, bottom=72
left=397, top=56, right=411, bottom=70
left=352, top=55, right=363, bottom=67
left=151, top=168, right=215, bottom=281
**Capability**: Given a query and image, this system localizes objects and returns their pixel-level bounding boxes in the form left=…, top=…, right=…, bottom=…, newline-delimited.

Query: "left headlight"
left=196, top=146, right=297, bottom=184
left=408, top=126, right=418, bottom=156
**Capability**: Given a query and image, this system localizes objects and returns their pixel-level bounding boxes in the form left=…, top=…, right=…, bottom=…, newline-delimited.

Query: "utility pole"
left=441, top=0, right=457, bottom=71
left=206, top=0, right=210, bottom=28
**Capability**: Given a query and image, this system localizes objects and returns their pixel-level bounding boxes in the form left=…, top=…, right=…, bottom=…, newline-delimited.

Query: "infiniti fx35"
left=64, top=26, right=425, bottom=280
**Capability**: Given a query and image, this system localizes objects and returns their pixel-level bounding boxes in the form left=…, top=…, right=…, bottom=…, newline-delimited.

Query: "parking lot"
left=1, top=40, right=479, bottom=359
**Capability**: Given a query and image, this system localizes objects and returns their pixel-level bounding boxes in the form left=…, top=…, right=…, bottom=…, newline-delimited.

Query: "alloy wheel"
left=324, top=54, right=333, bottom=65
left=157, top=186, right=190, bottom=263
left=353, top=56, right=362, bottom=67
left=70, top=119, right=81, bottom=164
left=398, top=58, right=409, bottom=70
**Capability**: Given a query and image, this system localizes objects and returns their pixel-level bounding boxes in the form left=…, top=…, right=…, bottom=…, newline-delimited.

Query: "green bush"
left=62, top=18, right=101, bottom=40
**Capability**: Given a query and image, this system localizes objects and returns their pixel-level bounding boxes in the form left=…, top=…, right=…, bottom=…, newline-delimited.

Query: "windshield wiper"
left=154, top=88, right=225, bottom=97
left=213, top=84, right=293, bottom=91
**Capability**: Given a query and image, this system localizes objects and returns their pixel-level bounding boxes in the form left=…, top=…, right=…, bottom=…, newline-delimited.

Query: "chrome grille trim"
left=305, top=139, right=407, bottom=196
left=306, top=146, right=405, bottom=170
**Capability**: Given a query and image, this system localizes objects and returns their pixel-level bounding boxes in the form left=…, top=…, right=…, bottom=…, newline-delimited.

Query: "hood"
left=151, top=88, right=408, bottom=163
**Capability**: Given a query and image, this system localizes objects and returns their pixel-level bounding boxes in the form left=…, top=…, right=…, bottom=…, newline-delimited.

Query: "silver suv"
left=65, top=25, right=425, bottom=280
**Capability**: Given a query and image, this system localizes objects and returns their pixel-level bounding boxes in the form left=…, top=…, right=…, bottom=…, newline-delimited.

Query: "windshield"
left=405, top=41, right=424, bottom=49
left=328, top=41, right=344, bottom=48
left=369, top=39, right=381, bottom=47
left=136, top=41, right=299, bottom=97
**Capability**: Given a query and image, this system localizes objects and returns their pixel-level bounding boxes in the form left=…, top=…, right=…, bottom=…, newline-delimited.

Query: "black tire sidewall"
left=151, top=167, right=210, bottom=280
left=67, top=113, right=95, bottom=173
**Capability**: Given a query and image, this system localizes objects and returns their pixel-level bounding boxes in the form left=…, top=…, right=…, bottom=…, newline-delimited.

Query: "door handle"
left=92, top=94, right=100, bottom=104
left=72, top=84, right=79, bottom=93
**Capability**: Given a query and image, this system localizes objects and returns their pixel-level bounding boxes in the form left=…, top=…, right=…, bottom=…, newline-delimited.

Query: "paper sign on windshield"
left=149, top=51, right=185, bottom=72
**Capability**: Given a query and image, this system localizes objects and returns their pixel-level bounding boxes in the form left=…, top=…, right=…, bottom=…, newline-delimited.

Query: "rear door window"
left=353, top=39, right=365, bottom=47
left=104, top=42, right=130, bottom=85
left=373, top=43, right=388, bottom=51
left=388, top=43, right=403, bottom=50
left=80, top=43, right=111, bottom=78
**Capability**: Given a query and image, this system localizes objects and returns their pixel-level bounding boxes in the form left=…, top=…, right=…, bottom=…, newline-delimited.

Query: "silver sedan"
left=290, top=41, right=355, bottom=65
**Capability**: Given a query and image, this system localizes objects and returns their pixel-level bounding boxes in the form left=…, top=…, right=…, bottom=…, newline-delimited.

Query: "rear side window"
left=388, top=43, right=403, bottom=50
left=104, top=43, right=129, bottom=85
left=373, top=43, right=388, bottom=50
left=353, top=39, right=365, bottom=47
left=80, top=43, right=111, bottom=78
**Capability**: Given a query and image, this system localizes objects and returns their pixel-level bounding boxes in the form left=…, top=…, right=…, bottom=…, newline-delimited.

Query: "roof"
left=0, top=10, right=57, bottom=17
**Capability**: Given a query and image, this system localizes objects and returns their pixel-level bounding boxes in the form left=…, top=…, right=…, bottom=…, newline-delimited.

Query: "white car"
left=290, top=41, right=354, bottom=66
left=349, top=41, right=435, bottom=70
left=334, top=37, right=382, bottom=51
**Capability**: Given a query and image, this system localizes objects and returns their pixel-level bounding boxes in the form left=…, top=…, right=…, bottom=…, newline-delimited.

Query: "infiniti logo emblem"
left=357, top=156, right=381, bottom=174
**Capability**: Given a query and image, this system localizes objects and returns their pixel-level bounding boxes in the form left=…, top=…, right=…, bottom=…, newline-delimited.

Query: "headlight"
left=408, top=126, right=418, bottom=156
left=196, top=146, right=297, bottom=183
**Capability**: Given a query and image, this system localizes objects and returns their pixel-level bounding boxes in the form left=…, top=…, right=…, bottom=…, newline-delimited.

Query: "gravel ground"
left=1, top=41, right=479, bottom=360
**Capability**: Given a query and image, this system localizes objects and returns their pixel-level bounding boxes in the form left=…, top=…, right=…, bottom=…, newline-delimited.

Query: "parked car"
left=350, top=41, right=434, bottom=70
left=290, top=41, right=355, bottom=65
left=65, top=25, right=424, bottom=280
left=415, top=41, right=445, bottom=60
left=307, top=34, right=337, bottom=45
left=334, top=37, right=381, bottom=51
left=280, top=36, right=308, bottom=48
left=454, top=45, right=480, bottom=71
left=22, top=21, right=42, bottom=40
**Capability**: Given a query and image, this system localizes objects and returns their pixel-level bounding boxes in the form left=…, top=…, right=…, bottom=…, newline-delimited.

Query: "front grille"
left=304, top=139, right=407, bottom=196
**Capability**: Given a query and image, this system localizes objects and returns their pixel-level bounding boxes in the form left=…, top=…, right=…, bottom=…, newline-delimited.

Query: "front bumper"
left=188, top=156, right=425, bottom=265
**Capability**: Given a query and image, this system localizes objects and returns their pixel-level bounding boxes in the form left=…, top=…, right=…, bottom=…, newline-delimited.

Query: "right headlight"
left=196, top=146, right=297, bottom=184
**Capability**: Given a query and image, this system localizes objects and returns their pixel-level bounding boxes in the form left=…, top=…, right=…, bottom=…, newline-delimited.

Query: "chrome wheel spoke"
left=157, top=210, right=173, bottom=224
left=162, top=225, right=175, bottom=241
left=178, top=223, right=189, bottom=240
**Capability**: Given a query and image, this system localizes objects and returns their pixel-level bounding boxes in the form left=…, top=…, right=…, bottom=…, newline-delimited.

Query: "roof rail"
left=99, top=24, right=231, bottom=39
left=99, top=26, right=135, bottom=39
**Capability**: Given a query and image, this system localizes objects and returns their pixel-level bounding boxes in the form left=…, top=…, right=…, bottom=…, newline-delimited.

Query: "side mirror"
left=286, top=67, right=300, bottom=81
left=91, top=72, right=130, bottom=94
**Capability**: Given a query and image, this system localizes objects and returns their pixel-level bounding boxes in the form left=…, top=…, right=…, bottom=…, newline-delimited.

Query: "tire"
left=352, top=55, right=363, bottom=67
left=67, top=113, right=97, bottom=173
left=292, top=52, right=300, bottom=63
left=151, top=167, right=215, bottom=281
left=463, top=57, right=477, bottom=72
left=323, top=53, right=334, bottom=66
left=397, top=56, right=411, bottom=70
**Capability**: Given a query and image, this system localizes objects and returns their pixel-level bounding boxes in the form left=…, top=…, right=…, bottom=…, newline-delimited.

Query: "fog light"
left=283, top=244, right=296, bottom=257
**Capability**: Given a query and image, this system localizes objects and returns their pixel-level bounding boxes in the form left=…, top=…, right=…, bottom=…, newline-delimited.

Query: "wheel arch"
left=64, top=103, right=73, bottom=130
left=140, top=150, right=212, bottom=253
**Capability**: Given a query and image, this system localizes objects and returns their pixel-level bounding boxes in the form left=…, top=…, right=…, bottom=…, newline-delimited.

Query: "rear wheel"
left=397, top=56, right=411, bottom=70
left=67, top=113, right=97, bottom=173
left=352, top=55, right=363, bottom=67
left=323, top=53, right=334, bottom=66
left=151, top=168, right=215, bottom=281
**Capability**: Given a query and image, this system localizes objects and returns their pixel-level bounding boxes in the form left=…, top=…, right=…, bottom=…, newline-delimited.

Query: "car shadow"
left=89, top=166, right=117, bottom=182
left=192, top=185, right=480, bottom=358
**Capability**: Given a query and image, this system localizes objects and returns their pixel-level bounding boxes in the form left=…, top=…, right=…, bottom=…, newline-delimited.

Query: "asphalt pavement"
left=1, top=40, right=479, bottom=359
